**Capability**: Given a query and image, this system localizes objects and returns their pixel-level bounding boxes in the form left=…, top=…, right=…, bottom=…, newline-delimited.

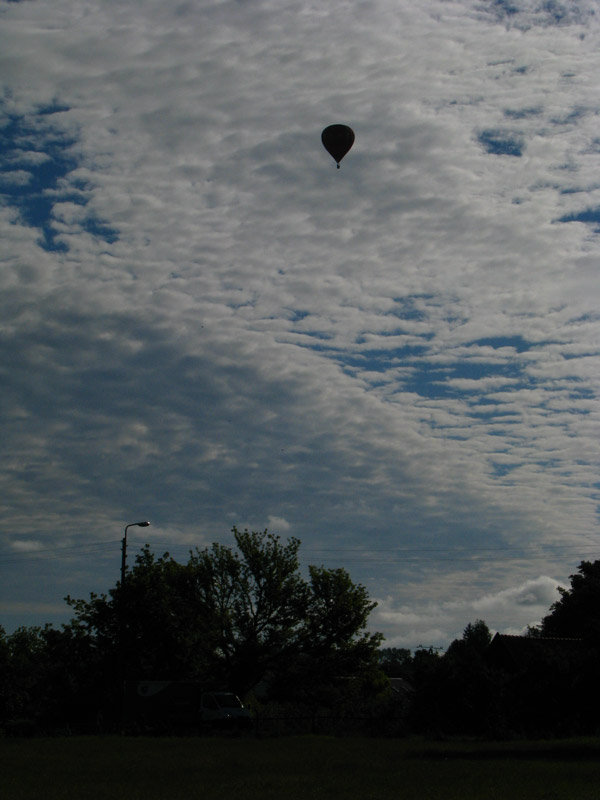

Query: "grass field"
left=2, top=735, right=600, bottom=800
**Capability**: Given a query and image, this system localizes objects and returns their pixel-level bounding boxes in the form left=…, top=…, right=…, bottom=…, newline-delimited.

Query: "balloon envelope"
left=321, top=124, right=355, bottom=167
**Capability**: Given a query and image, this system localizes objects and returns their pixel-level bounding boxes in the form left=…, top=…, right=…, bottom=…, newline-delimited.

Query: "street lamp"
left=121, top=521, right=150, bottom=585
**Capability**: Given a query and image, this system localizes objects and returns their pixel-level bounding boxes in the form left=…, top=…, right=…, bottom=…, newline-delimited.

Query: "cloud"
left=10, top=540, right=43, bottom=553
left=266, top=516, right=292, bottom=533
left=472, top=576, right=561, bottom=613
left=0, top=0, right=599, bottom=644
left=0, top=169, right=33, bottom=186
left=374, top=576, right=564, bottom=649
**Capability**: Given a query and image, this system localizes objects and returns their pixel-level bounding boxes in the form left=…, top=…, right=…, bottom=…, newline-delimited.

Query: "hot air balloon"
left=321, top=124, right=355, bottom=168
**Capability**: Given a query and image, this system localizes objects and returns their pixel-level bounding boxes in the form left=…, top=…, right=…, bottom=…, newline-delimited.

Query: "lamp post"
left=120, top=521, right=150, bottom=585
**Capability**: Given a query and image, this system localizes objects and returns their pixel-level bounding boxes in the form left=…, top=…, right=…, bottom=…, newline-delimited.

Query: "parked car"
left=126, top=681, right=252, bottom=732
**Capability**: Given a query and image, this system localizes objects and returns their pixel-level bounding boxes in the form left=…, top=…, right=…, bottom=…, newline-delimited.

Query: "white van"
left=129, top=682, right=252, bottom=732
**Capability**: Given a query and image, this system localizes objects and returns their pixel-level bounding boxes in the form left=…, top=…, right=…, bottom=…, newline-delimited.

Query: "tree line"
left=2, top=531, right=600, bottom=737
left=379, top=560, right=600, bottom=738
left=1, top=528, right=384, bottom=734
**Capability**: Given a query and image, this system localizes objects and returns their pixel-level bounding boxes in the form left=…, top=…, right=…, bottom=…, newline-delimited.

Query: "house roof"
left=387, top=676, right=415, bottom=695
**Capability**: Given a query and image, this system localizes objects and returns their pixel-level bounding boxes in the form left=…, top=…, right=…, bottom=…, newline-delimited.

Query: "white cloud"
left=266, top=516, right=292, bottom=533
left=10, top=540, right=43, bottom=553
left=0, top=170, right=33, bottom=187
left=374, top=575, right=564, bottom=649
left=471, top=576, right=562, bottom=613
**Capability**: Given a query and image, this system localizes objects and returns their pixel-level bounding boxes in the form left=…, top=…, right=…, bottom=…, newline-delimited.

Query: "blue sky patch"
left=474, top=335, right=533, bottom=353
left=558, top=207, right=600, bottom=232
left=0, top=102, right=118, bottom=251
left=83, top=218, right=119, bottom=243
left=338, top=344, right=429, bottom=374
left=389, top=295, right=434, bottom=322
left=550, top=107, right=586, bottom=126
left=491, top=461, right=520, bottom=478
left=334, top=339, right=529, bottom=402
left=289, top=309, right=310, bottom=323
left=478, top=129, right=524, bottom=156
left=503, top=106, right=543, bottom=120
left=490, top=0, right=520, bottom=17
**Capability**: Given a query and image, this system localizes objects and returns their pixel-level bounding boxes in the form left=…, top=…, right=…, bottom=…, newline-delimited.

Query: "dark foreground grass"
left=2, top=735, right=600, bottom=800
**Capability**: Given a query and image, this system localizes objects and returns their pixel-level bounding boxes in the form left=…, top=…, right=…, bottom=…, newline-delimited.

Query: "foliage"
left=377, top=646, right=413, bottom=678
left=184, top=529, right=308, bottom=694
left=8, top=553, right=600, bottom=739
left=0, top=623, right=102, bottom=734
left=1, top=528, right=383, bottom=732
left=537, top=560, right=600, bottom=642
left=0, top=625, right=47, bottom=728
left=272, top=565, right=384, bottom=705
left=406, top=622, right=499, bottom=736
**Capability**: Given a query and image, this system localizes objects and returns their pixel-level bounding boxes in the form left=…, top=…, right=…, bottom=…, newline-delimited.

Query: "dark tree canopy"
left=12, top=550, right=600, bottom=737
left=447, top=619, right=492, bottom=656
left=64, top=528, right=381, bottom=699
left=377, top=647, right=413, bottom=678
left=537, top=560, right=600, bottom=642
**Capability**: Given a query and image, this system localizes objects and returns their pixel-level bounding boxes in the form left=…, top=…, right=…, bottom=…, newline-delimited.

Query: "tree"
left=377, top=647, right=413, bottom=679
left=0, top=626, right=41, bottom=729
left=0, top=624, right=96, bottom=733
left=445, top=619, right=492, bottom=659
left=526, top=561, right=600, bottom=734
left=409, top=621, right=498, bottom=736
left=269, top=566, right=384, bottom=707
left=303, top=566, right=381, bottom=656
left=538, top=560, right=600, bottom=643
left=66, top=547, right=209, bottom=685
left=64, top=528, right=382, bottom=703
left=185, top=528, right=308, bottom=694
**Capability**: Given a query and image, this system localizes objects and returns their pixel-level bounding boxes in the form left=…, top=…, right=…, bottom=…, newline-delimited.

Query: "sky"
left=1, top=0, right=600, bottom=650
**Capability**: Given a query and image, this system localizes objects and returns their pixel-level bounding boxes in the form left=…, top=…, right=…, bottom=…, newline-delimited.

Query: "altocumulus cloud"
left=0, top=0, right=599, bottom=649
left=374, top=576, right=563, bottom=648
